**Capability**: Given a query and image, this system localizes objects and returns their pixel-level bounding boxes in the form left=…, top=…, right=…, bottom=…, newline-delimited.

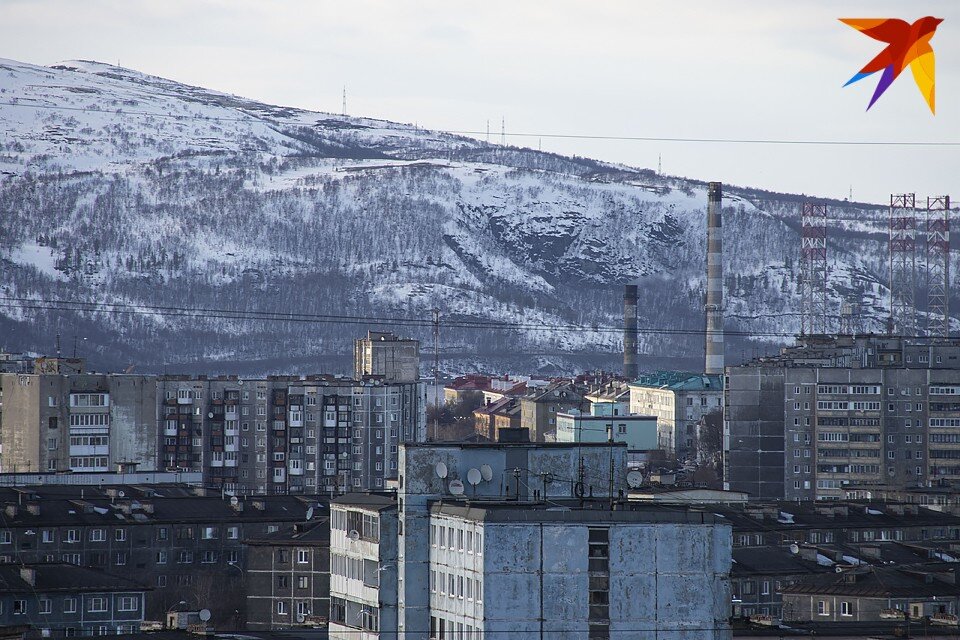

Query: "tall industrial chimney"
left=623, top=284, right=638, bottom=379
left=704, top=182, right=724, bottom=375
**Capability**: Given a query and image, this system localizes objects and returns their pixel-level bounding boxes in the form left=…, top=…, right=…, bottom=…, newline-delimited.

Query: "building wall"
left=0, top=590, right=146, bottom=636
left=555, top=413, right=658, bottom=451
left=328, top=503, right=398, bottom=640
left=630, top=385, right=722, bottom=460
left=245, top=538, right=330, bottom=631
left=354, top=335, right=420, bottom=383
left=723, top=367, right=787, bottom=499
left=781, top=593, right=958, bottom=623
left=428, top=516, right=731, bottom=639
left=397, top=444, right=630, bottom=639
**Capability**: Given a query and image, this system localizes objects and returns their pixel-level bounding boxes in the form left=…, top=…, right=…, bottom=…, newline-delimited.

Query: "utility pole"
left=500, top=117, right=505, bottom=146
left=342, top=86, right=347, bottom=116
left=486, top=120, right=490, bottom=144
left=432, top=308, right=440, bottom=441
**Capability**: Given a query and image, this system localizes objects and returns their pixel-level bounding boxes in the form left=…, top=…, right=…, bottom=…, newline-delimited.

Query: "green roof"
left=629, top=371, right=723, bottom=391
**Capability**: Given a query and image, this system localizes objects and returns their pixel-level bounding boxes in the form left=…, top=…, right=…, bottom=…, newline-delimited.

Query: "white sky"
left=2, top=0, right=958, bottom=204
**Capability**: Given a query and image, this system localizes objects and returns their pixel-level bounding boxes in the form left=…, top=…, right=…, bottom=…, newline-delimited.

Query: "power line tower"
left=800, top=202, right=828, bottom=335
left=889, top=193, right=918, bottom=337
left=925, top=195, right=951, bottom=338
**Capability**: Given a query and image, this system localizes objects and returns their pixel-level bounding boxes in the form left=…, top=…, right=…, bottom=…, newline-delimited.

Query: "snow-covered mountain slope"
left=0, top=57, right=950, bottom=374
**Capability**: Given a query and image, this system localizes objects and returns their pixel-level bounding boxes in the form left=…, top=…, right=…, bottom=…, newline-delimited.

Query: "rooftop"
left=781, top=562, right=960, bottom=598
left=0, top=563, right=149, bottom=595
left=331, top=491, right=398, bottom=512
left=430, top=497, right=728, bottom=525
left=630, top=370, right=723, bottom=391
left=246, top=519, right=330, bottom=546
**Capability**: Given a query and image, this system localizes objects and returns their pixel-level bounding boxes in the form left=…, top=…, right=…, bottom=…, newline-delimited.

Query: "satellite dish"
left=237, top=380, right=244, bottom=385
left=230, top=496, right=239, bottom=506
left=306, top=507, right=314, bottom=521
left=835, top=566, right=843, bottom=573
left=626, top=470, right=643, bottom=489
left=348, top=529, right=360, bottom=542
left=466, top=468, right=482, bottom=486
left=199, top=609, right=211, bottom=622
left=208, top=412, right=214, bottom=419
left=118, top=491, right=125, bottom=498
left=789, top=543, right=800, bottom=555
left=296, top=613, right=305, bottom=623
left=449, top=479, right=465, bottom=496
left=479, top=464, right=493, bottom=482
left=435, top=462, right=448, bottom=479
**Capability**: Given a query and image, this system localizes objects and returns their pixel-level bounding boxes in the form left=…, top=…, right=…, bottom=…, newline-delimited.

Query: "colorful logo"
left=840, top=17, right=942, bottom=113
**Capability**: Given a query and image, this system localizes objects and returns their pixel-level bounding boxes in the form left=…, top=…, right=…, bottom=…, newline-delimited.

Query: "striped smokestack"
left=623, top=284, right=638, bottom=379
left=705, top=182, right=724, bottom=375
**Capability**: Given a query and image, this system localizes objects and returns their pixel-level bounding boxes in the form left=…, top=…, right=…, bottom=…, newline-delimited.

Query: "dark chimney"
left=705, top=182, right=724, bottom=375
left=623, top=285, right=638, bottom=379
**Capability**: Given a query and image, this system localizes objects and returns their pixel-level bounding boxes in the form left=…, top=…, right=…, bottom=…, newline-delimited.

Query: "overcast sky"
left=2, top=0, right=958, bottom=203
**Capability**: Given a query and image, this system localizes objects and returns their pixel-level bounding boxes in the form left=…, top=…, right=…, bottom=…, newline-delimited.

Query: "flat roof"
left=430, top=498, right=727, bottom=525
left=331, top=491, right=398, bottom=511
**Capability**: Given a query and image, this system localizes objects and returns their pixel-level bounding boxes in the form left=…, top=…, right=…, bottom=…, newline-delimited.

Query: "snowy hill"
left=0, top=57, right=945, bottom=375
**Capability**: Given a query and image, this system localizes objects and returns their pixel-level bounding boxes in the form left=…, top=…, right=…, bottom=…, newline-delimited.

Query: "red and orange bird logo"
left=841, top=17, right=942, bottom=114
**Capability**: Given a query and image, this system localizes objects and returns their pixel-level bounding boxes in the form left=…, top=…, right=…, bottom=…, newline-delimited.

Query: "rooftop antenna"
left=342, top=86, right=347, bottom=116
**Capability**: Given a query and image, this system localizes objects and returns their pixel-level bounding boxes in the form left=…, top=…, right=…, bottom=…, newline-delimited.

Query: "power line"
left=0, top=295, right=935, bottom=340
left=3, top=100, right=960, bottom=148
left=0, top=295, right=804, bottom=338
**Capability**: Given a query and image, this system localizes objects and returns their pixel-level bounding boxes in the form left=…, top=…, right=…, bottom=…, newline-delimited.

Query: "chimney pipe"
left=705, top=182, right=724, bottom=375
left=623, top=285, right=638, bottom=379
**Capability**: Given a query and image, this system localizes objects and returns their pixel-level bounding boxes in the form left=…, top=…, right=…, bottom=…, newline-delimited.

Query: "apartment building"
left=0, top=484, right=318, bottom=626
left=0, top=373, right=158, bottom=474
left=396, top=442, right=732, bottom=640
left=156, top=375, right=425, bottom=495
left=0, top=563, right=148, bottom=637
left=328, top=493, right=398, bottom=640
left=354, top=331, right=420, bottom=383
left=245, top=519, right=330, bottom=630
left=629, top=371, right=723, bottom=461
left=724, top=336, right=960, bottom=500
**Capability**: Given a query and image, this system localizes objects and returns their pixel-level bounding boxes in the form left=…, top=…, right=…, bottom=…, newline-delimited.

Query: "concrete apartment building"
left=328, top=492, right=398, bottom=640
left=518, top=381, right=584, bottom=442
left=0, top=372, right=425, bottom=495
left=354, top=331, right=420, bottom=383
left=724, top=336, right=960, bottom=500
left=244, top=520, right=330, bottom=631
left=0, top=484, right=318, bottom=627
left=0, top=373, right=158, bottom=474
left=395, top=442, right=733, bottom=640
left=555, top=408, right=658, bottom=457
left=629, top=371, right=723, bottom=461
left=157, top=375, right=425, bottom=495
left=0, top=563, right=149, bottom=637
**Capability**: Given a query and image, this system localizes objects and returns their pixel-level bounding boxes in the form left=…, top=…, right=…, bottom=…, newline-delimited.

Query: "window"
left=277, top=601, right=287, bottom=615
left=90, top=529, right=105, bottom=542
left=840, top=601, right=852, bottom=616
left=115, top=552, right=127, bottom=566
left=63, top=597, right=77, bottom=613
left=39, top=599, right=52, bottom=614
left=298, top=576, right=309, bottom=589
left=88, top=597, right=107, bottom=613
left=227, top=526, right=239, bottom=540
left=114, top=528, right=126, bottom=542
left=817, top=600, right=830, bottom=616
left=0, top=531, right=10, bottom=544
left=13, top=600, right=26, bottom=615
left=297, top=549, right=310, bottom=564
left=156, top=551, right=167, bottom=564
left=41, top=530, right=54, bottom=544
left=117, top=597, right=137, bottom=612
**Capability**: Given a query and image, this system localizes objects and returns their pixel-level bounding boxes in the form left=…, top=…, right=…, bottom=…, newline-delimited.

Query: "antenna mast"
left=342, top=86, right=347, bottom=116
